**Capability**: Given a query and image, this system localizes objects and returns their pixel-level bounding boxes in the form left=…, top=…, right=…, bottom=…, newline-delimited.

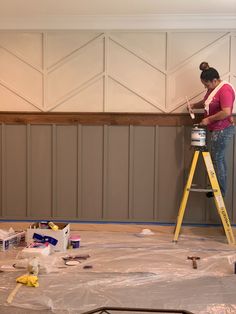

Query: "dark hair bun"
left=199, top=62, right=209, bottom=71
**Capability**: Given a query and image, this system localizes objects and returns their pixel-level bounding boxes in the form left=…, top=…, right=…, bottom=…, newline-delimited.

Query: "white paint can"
left=191, top=126, right=206, bottom=147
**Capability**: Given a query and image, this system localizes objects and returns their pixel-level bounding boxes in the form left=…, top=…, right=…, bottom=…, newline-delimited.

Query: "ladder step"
left=187, top=188, right=217, bottom=192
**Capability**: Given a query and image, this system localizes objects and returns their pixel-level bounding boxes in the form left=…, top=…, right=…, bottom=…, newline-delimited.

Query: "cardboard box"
left=26, top=223, right=70, bottom=252
left=0, top=231, right=25, bottom=251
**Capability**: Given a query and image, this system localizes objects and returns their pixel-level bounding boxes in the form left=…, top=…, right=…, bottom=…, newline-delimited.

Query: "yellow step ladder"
left=173, top=149, right=235, bottom=245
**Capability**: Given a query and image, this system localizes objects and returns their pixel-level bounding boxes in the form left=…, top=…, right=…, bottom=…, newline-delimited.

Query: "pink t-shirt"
left=204, top=84, right=235, bottom=131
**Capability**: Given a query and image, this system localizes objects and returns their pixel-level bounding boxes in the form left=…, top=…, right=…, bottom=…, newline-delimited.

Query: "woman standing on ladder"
left=189, top=62, right=235, bottom=198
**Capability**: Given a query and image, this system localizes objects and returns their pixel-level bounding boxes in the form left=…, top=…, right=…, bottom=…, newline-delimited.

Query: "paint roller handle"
left=192, top=259, right=197, bottom=269
left=186, top=96, right=193, bottom=109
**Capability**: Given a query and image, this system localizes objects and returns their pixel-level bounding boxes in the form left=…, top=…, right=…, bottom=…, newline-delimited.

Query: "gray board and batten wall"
left=0, top=112, right=236, bottom=225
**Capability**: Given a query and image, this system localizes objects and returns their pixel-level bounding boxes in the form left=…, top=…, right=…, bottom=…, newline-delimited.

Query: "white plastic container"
left=0, top=231, right=25, bottom=251
left=191, top=126, right=206, bottom=147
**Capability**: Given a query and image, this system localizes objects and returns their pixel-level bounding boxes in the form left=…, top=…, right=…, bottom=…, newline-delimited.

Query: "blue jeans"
left=210, top=125, right=235, bottom=197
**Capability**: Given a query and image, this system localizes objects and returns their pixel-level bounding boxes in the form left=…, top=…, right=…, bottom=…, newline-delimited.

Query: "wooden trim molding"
left=0, top=112, right=206, bottom=126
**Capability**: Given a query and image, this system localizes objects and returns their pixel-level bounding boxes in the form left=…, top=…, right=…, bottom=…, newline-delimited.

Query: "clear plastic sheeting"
left=0, top=228, right=236, bottom=314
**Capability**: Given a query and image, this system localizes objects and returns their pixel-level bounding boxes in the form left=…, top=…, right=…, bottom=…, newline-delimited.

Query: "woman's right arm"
left=190, top=99, right=205, bottom=109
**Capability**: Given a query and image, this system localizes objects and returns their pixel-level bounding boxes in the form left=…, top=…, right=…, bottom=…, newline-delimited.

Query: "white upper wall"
left=0, top=1, right=235, bottom=113
left=0, top=0, right=236, bottom=29
left=0, top=30, right=235, bottom=113
left=1, top=0, right=236, bottom=16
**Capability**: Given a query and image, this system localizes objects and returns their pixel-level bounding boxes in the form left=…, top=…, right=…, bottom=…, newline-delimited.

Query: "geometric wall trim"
left=109, top=39, right=166, bottom=112
left=0, top=32, right=43, bottom=69
left=167, top=32, right=228, bottom=70
left=51, top=77, right=104, bottom=112
left=107, top=77, right=162, bottom=112
left=47, top=36, right=104, bottom=109
left=0, top=31, right=235, bottom=113
left=46, top=32, right=102, bottom=69
left=110, top=32, right=166, bottom=72
left=167, top=34, right=231, bottom=112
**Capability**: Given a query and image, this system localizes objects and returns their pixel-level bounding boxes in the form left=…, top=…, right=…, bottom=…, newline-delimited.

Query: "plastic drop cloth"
left=0, top=228, right=236, bottom=314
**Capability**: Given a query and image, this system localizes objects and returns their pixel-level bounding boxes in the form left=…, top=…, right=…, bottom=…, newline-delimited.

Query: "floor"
left=0, top=224, right=236, bottom=314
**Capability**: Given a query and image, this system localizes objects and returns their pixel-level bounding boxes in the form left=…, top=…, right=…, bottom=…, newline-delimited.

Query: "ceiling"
left=0, top=0, right=236, bottom=17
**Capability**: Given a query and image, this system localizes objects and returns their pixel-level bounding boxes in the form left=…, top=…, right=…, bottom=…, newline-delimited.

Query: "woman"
left=189, top=62, right=235, bottom=197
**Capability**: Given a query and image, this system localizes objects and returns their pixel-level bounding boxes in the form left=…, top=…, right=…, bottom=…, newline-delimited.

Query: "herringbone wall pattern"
left=0, top=31, right=235, bottom=113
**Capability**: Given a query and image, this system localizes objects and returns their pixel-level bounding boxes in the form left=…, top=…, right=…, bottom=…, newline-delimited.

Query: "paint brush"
left=186, top=96, right=195, bottom=119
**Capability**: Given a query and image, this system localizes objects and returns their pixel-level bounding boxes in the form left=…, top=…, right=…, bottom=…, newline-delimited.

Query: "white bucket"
left=191, top=126, right=206, bottom=147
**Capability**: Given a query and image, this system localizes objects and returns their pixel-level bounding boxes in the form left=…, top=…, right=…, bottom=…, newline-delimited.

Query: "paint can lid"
left=65, top=260, right=80, bottom=266
left=69, top=235, right=81, bottom=241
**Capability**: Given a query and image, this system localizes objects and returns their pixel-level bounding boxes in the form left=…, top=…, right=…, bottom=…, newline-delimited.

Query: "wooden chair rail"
left=0, top=112, right=208, bottom=126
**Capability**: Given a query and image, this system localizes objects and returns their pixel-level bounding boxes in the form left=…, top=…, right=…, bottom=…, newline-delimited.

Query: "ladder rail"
left=202, top=152, right=235, bottom=245
left=173, top=151, right=199, bottom=242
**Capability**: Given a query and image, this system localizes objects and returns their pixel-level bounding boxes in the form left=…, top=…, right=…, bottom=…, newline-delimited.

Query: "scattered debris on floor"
left=0, top=225, right=236, bottom=313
